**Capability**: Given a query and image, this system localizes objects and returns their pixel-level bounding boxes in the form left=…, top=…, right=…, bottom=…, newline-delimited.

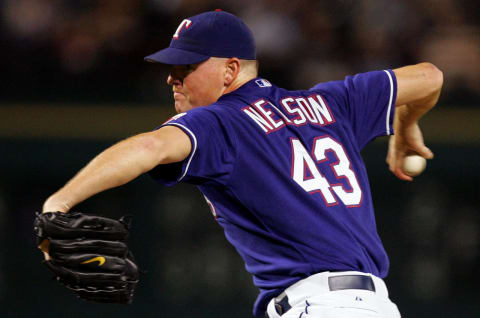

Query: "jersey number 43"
left=291, top=136, right=362, bottom=207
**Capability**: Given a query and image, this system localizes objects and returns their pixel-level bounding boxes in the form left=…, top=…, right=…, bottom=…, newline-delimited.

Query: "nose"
left=167, top=74, right=174, bottom=85
left=167, top=73, right=182, bottom=86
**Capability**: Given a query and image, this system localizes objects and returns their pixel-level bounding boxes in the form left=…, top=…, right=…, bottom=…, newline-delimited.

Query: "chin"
left=174, top=102, right=187, bottom=113
left=177, top=102, right=200, bottom=113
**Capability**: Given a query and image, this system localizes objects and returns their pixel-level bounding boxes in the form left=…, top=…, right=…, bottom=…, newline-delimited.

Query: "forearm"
left=387, top=62, right=443, bottom=180
left=43, top=126, right=191, bottom=212
left=43, top=133, right=167, bottom=212
left=393, top=62, right=443, bottom=126
left=396, top=90, right=441, bottom=128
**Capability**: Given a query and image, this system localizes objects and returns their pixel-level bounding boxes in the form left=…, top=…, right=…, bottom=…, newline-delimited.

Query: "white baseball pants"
left=265, top=271, right=401, bottom=318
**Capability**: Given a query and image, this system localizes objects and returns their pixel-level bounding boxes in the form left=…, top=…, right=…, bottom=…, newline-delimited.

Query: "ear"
left=224, top=58, right=241, bottom=86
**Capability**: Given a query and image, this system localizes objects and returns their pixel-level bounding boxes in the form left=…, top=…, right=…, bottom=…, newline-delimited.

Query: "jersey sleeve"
left=310, top=70, right=397, bottom=149
left=148, top=106, right=236, bottom=186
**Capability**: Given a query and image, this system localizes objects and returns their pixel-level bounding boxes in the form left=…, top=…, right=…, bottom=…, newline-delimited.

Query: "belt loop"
left=274, top=293, right=291, bottom=315
left=266, top=294, right=285, bottom=318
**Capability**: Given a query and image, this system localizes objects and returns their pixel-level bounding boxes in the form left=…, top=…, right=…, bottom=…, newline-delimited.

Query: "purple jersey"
left=150, top=70, right=397, bottom=316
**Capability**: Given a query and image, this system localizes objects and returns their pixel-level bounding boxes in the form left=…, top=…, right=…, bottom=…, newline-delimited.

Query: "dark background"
left=1, top=0, right=479, bottom=317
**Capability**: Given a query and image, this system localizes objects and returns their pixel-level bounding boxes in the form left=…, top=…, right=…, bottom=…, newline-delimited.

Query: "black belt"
left=266, top=275, right=376, bottom=317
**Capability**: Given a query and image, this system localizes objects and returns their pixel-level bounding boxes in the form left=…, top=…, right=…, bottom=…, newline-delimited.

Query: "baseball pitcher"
left=36, top=10, right=442, bottom=317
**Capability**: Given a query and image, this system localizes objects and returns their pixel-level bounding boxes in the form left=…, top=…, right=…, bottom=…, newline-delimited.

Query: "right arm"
left=43, top=125, right=191, bottom=212
left=388, top=62, right=443, bottom=181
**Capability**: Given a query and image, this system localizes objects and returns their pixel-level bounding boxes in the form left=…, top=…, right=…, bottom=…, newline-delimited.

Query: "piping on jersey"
left=165, top=122, right=198, bottom=182
left=383, top=70, right=394, bottom=135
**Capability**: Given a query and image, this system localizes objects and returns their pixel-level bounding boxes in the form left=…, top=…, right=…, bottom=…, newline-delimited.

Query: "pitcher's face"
left=167, top=58, right=226, bottom=113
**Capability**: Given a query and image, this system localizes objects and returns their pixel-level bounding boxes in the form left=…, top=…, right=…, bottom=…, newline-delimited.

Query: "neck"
left=222, top=73, right=256, bottom=95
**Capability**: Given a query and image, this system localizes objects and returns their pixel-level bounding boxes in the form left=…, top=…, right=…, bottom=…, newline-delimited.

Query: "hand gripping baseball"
left=34, top=212, right=140, bottom=304
left=387, top=122, right=433, bottom=181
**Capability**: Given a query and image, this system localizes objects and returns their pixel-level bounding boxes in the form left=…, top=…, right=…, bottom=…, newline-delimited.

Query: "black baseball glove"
left=34, top=212, right=140, bottom=304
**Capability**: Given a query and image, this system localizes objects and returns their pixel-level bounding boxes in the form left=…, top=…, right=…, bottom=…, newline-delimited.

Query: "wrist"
left=42, top=195, right=71, bottom=213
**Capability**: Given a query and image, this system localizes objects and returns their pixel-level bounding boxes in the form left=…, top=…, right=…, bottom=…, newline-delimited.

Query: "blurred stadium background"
left=1, top=0, right=479, bottom=317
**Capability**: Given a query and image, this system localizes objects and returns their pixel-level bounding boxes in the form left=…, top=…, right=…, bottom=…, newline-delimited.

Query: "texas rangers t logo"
left=173, top=19, right=192, bottom=39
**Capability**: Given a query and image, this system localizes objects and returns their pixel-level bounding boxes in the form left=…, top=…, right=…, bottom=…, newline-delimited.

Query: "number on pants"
left=291, top=137, right=362, bottom=207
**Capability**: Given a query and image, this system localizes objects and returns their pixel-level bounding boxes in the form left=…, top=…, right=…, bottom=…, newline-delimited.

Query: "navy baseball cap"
left=145, top=10, right=256, bottom=65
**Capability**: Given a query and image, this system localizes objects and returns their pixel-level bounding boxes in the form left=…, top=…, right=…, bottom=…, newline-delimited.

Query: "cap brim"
left=144, top=47, right=210, bottom=65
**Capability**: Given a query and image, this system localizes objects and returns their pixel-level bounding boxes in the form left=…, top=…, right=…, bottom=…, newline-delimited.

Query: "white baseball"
left=403, top=154, right=427, bottom=176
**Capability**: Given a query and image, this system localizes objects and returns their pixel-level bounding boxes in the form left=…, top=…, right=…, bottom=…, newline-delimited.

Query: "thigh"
left=282, top=304, right=379, bottom=318
left=278, top=291, right=401, bottom=318
left=283, top=291, right=381, bottom=318
left=377, top=298, right=401, bottom=318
